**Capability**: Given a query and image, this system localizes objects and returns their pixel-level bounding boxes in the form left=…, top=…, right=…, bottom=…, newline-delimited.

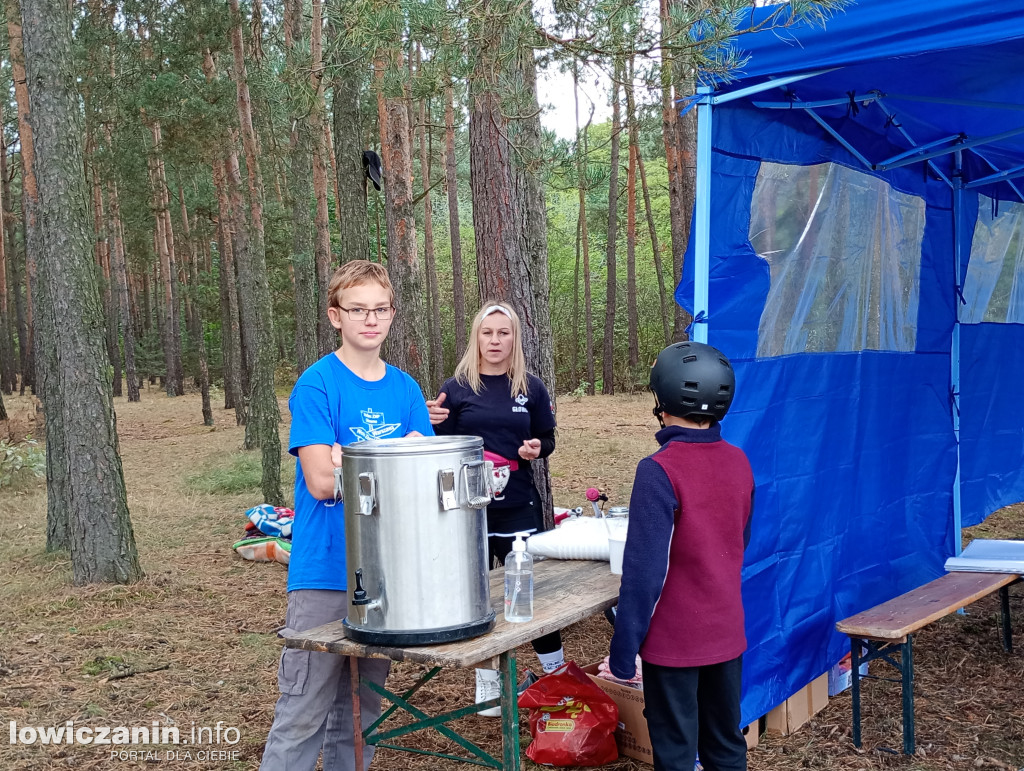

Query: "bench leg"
left=900, top=637, right=915, bottom=755
left=499, top=650, right=520, bottom=771
left=851, top=639, right=862, bottom=748
left=1000, top=586, right=1013, bottom=653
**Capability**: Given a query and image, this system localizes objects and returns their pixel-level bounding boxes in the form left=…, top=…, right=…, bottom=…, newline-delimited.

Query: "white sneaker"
left=475, top=668, right=502, bottom=717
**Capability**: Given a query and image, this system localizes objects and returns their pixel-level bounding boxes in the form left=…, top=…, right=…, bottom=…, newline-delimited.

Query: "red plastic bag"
left=517, top=661, right=619, bottom=767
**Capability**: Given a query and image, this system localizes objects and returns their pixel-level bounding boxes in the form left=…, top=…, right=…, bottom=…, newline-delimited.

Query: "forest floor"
left=0, top=389, right=1022, bottom=771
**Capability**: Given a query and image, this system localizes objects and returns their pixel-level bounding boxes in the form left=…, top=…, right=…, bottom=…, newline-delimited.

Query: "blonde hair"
left=454, top=302, right=529, bottom=397
left=327, top=260, right=394, bottom=309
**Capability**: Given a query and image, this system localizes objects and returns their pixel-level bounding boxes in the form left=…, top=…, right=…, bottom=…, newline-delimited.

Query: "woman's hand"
left=518, top=438, right=541, bottom=461
left=331, top=442, right=343, bottom=468
left=426, top=391, right=449, bottom=425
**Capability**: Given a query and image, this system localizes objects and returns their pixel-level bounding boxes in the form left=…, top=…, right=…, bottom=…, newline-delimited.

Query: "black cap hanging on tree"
left=363, top=150, right=383, bottom=192
left=649, top=341, right=735, bottom=428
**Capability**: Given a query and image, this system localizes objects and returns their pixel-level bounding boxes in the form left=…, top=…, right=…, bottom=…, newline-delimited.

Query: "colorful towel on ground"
left=245, top=504, right=295, bottom=538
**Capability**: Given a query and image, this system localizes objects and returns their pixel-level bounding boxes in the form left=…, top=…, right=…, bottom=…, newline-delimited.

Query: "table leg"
left=351, top=656, right=364, bottom=770
left=900, top=637, right=914, bottom=755
left=999, top=586, right=1013, bottom=653
left=850, top=638, right=862, bottom=748
left=498, top=651, right=520, bottom=771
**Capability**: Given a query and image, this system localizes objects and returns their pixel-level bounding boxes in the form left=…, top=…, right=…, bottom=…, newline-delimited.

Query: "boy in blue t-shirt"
left=260, top=261, right=432, bottom=771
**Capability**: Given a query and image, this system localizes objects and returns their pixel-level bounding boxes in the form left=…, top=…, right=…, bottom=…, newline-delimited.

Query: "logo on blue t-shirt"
left=350, top=408, right=402, bottom=441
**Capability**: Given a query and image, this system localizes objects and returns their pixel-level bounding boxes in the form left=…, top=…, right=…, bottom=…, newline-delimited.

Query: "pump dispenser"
left=504, top=532, right=534, bottom=622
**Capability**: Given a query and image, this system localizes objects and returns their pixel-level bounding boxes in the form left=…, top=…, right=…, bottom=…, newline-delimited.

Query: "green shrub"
left=0, top=437, right=46, bottom=490
left=186, top=453, right=262, bottom=494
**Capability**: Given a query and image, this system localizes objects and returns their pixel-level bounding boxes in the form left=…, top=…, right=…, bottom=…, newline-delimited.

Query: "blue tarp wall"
left=679, top=0, right=1024, bottom=723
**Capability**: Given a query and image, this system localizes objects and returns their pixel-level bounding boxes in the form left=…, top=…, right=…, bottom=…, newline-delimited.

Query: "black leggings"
left=489, top=525, right=562, bottom=657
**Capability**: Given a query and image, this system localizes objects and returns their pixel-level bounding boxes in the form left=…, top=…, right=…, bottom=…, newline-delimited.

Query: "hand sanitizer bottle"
left=504, top=532, right=534, bottom=622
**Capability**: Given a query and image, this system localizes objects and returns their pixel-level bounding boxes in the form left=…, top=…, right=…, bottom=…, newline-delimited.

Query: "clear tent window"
left=962, top=197, right=1024, bottom=324
left=749, top=162, right=925, bottom=357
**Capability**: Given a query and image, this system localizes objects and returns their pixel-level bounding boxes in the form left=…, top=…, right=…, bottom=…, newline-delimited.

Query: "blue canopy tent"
left=681, top=0, right=1024, bottom=723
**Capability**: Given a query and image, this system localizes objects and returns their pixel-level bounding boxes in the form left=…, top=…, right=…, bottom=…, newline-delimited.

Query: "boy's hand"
left=518, top=438, right=541, bottom=460
left=331, top=442, right=343, bottom=468
left=426, top=392, right=449, bottom=425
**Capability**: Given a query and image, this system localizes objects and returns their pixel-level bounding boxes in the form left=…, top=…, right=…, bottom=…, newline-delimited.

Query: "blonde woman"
left=427, top=302, right=564, bottom=714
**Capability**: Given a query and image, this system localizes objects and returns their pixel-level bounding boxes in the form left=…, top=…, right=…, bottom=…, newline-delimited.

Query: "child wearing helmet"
left=609, top=341, right=754, bottom=771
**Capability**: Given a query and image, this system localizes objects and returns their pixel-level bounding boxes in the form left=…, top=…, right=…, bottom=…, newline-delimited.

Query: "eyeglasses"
left=338, top=306, right=395, bottom=321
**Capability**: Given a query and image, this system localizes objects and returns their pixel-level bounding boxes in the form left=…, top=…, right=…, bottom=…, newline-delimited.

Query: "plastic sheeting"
left=963, top=199, right=1024, bottom=324
left=677, top=0, right=1024, bottom=724
left=751, top=163, right=924, bottom=356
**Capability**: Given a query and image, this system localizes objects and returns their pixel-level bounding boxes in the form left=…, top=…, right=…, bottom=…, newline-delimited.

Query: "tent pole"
left=951, top=151, right=964, bottom=557
left=693, top=86, right=713, bottom=344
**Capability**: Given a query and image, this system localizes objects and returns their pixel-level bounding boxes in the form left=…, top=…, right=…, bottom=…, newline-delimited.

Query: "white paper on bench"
left=944, top=538, right=1024, bottom=574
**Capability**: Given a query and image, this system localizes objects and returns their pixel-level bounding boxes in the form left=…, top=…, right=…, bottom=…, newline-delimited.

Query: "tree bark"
left=376, top=52, right=429, bottom=387
left=90, top=163, right=121, bottom=397
left=201, top=49, right=243, bottom=417
left=21, top=0, right=142, bottom=583
left=571, top=60, right=594, bottom=395
left=229, top=0, right=282, bottom=505
left=2, top=135, right=29, bottom=395
left=0, top=112, right=13, bottom=395
left=625, top=58, right=639, bottom=367
left=284, top=0, right=319, bottom=375
left=145, top=123, right=184, bottom=396
left=661, top=0, right=693, bottom=341
left=10, top=0, right=66, bottom=549
left=602, top=69, right=621, bottom=394
left=104, top=159, right=139, bottom=402
left=178, top=185, right=212, bottom=426
left=310, top=0, right=334, bottom=358
left=443, top=85, right=468, bottom=356
left=637, top=146, right=671, bottom=347
left=416, top=53, right=443, bottom=392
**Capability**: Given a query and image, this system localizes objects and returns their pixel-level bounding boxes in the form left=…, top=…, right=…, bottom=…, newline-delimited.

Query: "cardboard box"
left=827, top=650, right=869, bottom=696
left=581, top=662, right=759, bottom=763
left=764, top=674, right=828, bottom=735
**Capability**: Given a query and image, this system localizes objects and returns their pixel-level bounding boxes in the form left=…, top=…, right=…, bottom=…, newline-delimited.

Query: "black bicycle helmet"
left=650, top=341, right=735, bottom=424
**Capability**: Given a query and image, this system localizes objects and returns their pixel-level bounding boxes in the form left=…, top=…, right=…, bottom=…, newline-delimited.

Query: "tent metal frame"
left=690, top=70, right=1024, bottom=565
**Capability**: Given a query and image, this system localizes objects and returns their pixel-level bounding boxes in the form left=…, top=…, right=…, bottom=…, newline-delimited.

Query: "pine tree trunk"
left=376, top=53, right=429, bottom=387
left=201, top=49, right=242, bottom=416
left=416, top=58, right=443, bottom=392
left=21, top=0, right=141, bottom=584
left=602, top=70, right=621, bottom=395
left=626, top=59, right=639, bottom=367
left=0, top=119, right=13, bottom=395
left=90, top=166, right=121, bottom=397
left=330, top=9, right=370, bottom=272
left=10, top=0, right=66, bottom=548
left=310, top=0, right=334, bottom=358
left=223, top=146, right=252, bottom=417
left=443, top=85, right=468, bottom=356
left=663, top=0, right=694, bottom=341
left=212, top=159, right=241, bottom=415
left=570, top=62, right=594, bottom=395
left=178, top=187, right=212, bottom=426
left=2, top=133, right=28, bottom=394
left=636, top=147, right=671, bottom=347
left=146, top=123, right=184, bottom=396
left=229, top=0, right=282, bottom=505
left=105, top=164, right=139, bottom=403
left=284, top=0, right=319, bottom=375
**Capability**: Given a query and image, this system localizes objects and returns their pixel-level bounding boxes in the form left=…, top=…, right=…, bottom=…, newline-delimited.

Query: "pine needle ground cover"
left=0, top=391, right=1020, bottom=770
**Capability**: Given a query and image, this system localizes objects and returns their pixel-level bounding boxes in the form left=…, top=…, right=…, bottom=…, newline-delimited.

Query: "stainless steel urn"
left=340, top=435, right=496, bottom=645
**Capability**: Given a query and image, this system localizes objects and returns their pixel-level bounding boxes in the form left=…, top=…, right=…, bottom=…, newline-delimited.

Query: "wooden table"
left=835, top=571, right=1020, bottom=754
left=284, top=558, right=621, bottom=771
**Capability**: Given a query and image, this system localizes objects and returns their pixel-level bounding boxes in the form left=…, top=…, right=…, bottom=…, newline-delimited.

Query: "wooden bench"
left=835, top=571, right=1020, bottom=755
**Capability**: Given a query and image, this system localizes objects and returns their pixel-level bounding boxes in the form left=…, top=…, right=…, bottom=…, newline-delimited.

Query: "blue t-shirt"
left=287, top=352, right=433, bottom=592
